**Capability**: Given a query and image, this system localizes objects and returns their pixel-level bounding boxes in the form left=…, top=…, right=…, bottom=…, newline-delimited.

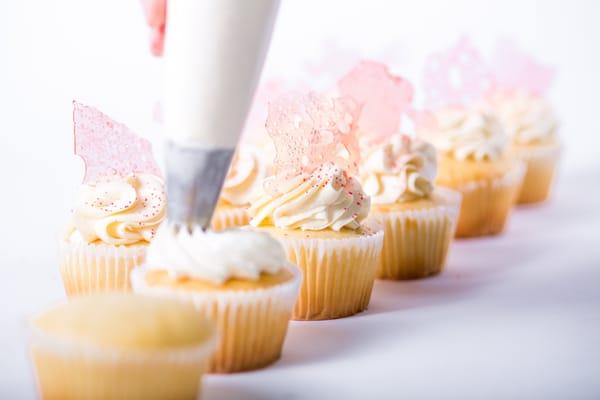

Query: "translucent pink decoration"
left=339, top=61, right=414, bottom=139
left=242, top=78, right=291, bottom=143
left=490, top=39, right=554, bottom=96
left=423, top=37, right=492, bottom=109
left=73, top=101, right=162, bottom=183
left=265, top=92, right=360, bottom=190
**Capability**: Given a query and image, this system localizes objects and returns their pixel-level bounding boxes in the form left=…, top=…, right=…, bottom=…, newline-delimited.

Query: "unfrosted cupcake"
left=361, top=135, right=461, bottom=279
left=132, top=227, right=301, bottom=373
left=489, top=92, right=560, bottom=204
left=248, top=91, right=384, bottom=320
left=60, top=102, right=165, bottom=296
left=29, top=293, right=216, bottom=400
left=419, top=106, right=524, bottom=238
left=211, top=146, right=266, bottom=230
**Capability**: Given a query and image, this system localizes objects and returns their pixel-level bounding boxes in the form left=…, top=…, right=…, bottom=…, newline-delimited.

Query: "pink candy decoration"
left=490, top=39, right=554, bottom=96
left=339, top=61, right=414, bottom=139
left=265, top=92, right=361, bottom=189
left=423, top=37, right=492, bottom=109
left=73, top=101, right=162, bottom=183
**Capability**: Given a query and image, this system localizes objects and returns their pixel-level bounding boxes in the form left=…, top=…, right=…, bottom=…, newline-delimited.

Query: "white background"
left=1, top=0, right=600, bottom=398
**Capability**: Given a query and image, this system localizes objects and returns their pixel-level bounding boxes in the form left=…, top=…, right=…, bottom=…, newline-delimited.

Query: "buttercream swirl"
left=249, top=162, right=370, bottom=231
left=146, top=226, right=287, bottom=285
left=220, top=146, right=265, bottom=206
left=360, top=135, right=436, bottom=204
left=67, top=174, right=166, bottom=245
left=422, top=107, right=508, bottom=161
left=490, top=91, right=558, bottom=145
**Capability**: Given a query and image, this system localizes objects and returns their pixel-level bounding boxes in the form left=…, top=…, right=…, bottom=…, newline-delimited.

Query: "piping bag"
left=162, top=0, right=280, bottom=231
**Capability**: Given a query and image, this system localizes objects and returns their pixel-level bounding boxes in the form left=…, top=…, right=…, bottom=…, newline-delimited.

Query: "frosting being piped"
left=146, top=226, right=287, bottom=285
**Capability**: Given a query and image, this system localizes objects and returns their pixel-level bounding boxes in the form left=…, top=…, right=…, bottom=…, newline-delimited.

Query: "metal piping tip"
left=165, top=141, right=234, bottom=232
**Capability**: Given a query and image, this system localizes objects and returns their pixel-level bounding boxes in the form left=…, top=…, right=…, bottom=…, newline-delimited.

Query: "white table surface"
left=2, top=168, right=599, bottom=399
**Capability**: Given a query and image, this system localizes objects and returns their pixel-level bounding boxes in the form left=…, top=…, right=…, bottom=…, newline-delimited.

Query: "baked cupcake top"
left=67, top=173, right=166, bottom=246
left=146, top=226, right=288, bottom=285
left=31, top=293, right=214, bottom=351
left=420, top=106, right=508, bottom=162
left=219, top=146, right=266, bottom=207
left=360, top=135, right=436, bottom=204
left=67, top=102, right=166, bottom=245
left=248, top=91, right=370, bottom=231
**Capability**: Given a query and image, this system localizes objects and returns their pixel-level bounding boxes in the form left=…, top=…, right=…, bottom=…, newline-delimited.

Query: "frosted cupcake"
left=60, top=102, right=165, bottom=296
left=420, top=39, right=525, bottom=238
left=248, top=91, right=384, bottom=320
left=419, top=107, right=524, bottom=238
left=488, top=42, right=561, bottom=204
left=132, top=228, right=301, bottom=373
left=339, top=61, right=460, bottom=279
left=29, top=293, right=216, bottom=400
left=211, top=146, right=266, bottom=230
left=361, top=135, right=461, bottom=278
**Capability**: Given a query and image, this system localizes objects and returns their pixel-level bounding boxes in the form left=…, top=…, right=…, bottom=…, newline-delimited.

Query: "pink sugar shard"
left=339, top=61, right=414, bottom=139
left=490, top=39, right=554, bottom=96
left=265, top=92, right=360, bottom=193
left=422, top=37, right=492, bottom=109
left=73, top=101, right=162, bottom=183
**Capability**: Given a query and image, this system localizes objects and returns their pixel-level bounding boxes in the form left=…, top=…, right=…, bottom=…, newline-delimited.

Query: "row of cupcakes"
left=31, top=39, right=559, bottom=398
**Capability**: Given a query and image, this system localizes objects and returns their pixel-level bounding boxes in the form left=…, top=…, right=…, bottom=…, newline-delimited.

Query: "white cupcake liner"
left=440, top=160, right=526, bottom=237
left=370, top=187, right=461, bottom=279
left=211, top=206, right=250, bottom=231
left=264, top=221, right=384, bottom=320
left=131, top=263, right=301, bottom=373
left=59, top=240, right=147, bottom=296
left=513, top=143, right=562, bottom=204
left=29, top=321, right=216, bottom=399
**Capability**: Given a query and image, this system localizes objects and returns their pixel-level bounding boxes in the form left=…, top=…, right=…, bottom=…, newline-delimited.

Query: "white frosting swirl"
left=146, top=226, right=286, bottom=285
left=68, top=174, right=166, bottom=245
left=490, top=92, right=558, bottom=145
left=360, top=135, right=436, bottom=204
left=249, top=162, right=370, bottom=231
left=220, top=146, right=265, bottom=207
left=423, top=107, right=508, bottom=161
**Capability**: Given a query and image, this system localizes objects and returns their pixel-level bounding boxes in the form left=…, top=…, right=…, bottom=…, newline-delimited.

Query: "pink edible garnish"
left=423, top=37, right=492, bottom=109
left=490, top=39, right=554, bottom=96
left=73, top=101, right=161, bottom=183
left=339, top=61, right=414, bottom=139
left=265, top=92, right=360, bottom=193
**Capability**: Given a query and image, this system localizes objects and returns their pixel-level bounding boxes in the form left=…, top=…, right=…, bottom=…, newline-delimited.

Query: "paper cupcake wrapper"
left=29, top=323, right=216, bottom=400
left=446, top=160, right=526, bottom=238
left=513, top=143, right=562, bottom=204
left=210, top=206, right=250, bottom=231
left=131, top=264, right=301, bottom=373
left=264, top=223, right=384, bottom=321
left=370, top=188, right=461, bottom=280
left=59, top=240, right=147, bottom=297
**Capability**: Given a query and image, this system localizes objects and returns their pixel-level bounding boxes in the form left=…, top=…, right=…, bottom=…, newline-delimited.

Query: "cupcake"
left=419, top=39, right=525, bottom=238
left=420, top=107, right=524, bottom=237
left=487, top=42, right=561, bottom=204
left=132, top=228, right=301, bottom=373
left=29, top=293, right=216, bottom=400
left=339, top=61, right=461, bottom=279
left=211, top=146, right=266, bottom=231
left=248, top=91, right=384, bottom=320
left=361, top=135, right=461, bottom=278
left=60, top=102, right=166, bottom=296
